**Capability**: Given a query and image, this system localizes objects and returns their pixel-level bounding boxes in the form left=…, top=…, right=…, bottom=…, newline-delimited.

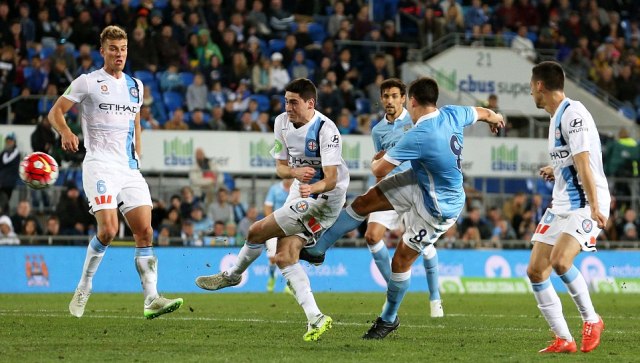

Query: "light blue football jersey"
left=384, top=106, right=477, bottom=220
left=371, top=108, right=413, bottom=176
left=264, top=181, right=290, bottom=211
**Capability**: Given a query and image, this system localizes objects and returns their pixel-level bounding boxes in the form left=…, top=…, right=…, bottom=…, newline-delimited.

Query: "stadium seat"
left=355, top=98, right=371, bottom=115
left=91, top=50, right=103, bottom=67
left=179, top=71, right=195, bottom=87
left=250, top=94, right=270, bottom=112
left=27, top=47, right=37, bottom=60
left=268, top=39, right=285, bottom=55
left=40, top=46, right=54, bottom=60
left=308, top=23, right=327, bottom=43
left=163, top=91, right=184, bottom=112
left=134, top=70, right=155, bottom=85
left=618, top=105, right=637, bottom=121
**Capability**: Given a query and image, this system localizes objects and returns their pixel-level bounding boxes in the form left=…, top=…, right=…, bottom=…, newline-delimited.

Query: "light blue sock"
left=380, top=271, right=411, bottom=323
left=309, top=205, right=366, bottom=255
left=369, top=240, right=391, bottom=282
left=268, top=263, right=277, bottom=279
left=423, top=248, right=440, bottom=301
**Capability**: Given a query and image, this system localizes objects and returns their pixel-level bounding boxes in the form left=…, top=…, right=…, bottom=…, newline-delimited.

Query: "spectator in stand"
left=20, top=217, right=40, bottom=245
left=50, top=38, right=77, bottom=76
left=362, top=53, right=390, bottom=89
left=190, top=109, right=211, bottom=130
left=0, top=215, right=19, bottom=245
left=230, top=188, right=247, bottom=224
left=503, top=191, right=527, bottom=236
left=180, top=186, right=201, bottom=219
left=328, top=1, right=347, bottom=38
left=49, top=59, right=74, bottom=95
left=31, top=116, right=57, bottom=157
left=180, top=219, right=201, bottom=246
left=0, top=133, right=20, bottom=215
left=227, top=52, right=251, bottom=91
left=268, top=0, right=295, bottom=39
left=317, top=79, right=343, bottom=121
left=207, top=188, right=233, bottom=225
left=289, top=49, right=314, bottom=80
left=35, top=8, right=59, bottom=49
left=333, top=48, right=358, bottom=85
left=604, top=128, right=638, bottom=202
left=71, top=9, right=100, bottom=49
left=237, top=205, right=257, bottom=239
left=13, top=87, right=39, bottom=124
left=190, top=204, right=213, bottom=240
left=128, top=27, right=158, bottom=73
left=239, top=111, right=260, bottom=131
left=459, top=206, right=492, bottom=244
left=614, top=63, right=638, bottom=104
left=44, top=215, right=65, bottom=243
left=252, top=57, right=272, bottom=94
left=465, top=0, right=488, bottom=32
left=247, top=0, right=270, bottom=37
left=154, top=25, right=182, bottom=70
left=269, top=52, right=290, bottom=93
left=512, top=25, right=536, bottom=62
left=255, top=112, right=272, bottom=132
left=18, top=3, right=36, bottom=47
left=10, top=199, right=42, bottom=235
left=140, top=105, right=161, bottom=130
left=197, top=28, right=224, bottom=70
left=25, top=56, right=47, bottom=94
left=209, top=106, right=227, bottom=131
left=74, top=55, right=98, bottom=77
left=56, top=183, right=93, bottom=237
left=164, top=108, right=189, bottom=130
left=616, top=208, right=640, bottom=240
left=493, top=0, right=518, bottom=31
left=280, top=34, right=298, bottom=68
left=595, top=65, right=616, bottom=96
left=160, top=64, right=185, bottom=92
left=186, top=73, right=209, bottom=112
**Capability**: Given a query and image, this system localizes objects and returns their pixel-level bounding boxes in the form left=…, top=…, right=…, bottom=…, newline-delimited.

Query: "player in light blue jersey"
left=367, top=78, right=444, bottom=318
left=302, top=77, right=504, bottom=339
left=264, top=178, right=292, bottom=292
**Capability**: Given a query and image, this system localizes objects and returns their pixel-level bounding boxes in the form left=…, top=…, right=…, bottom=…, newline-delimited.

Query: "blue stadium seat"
left=179, top=71, right=195, bottom=86
left=134, top=70, right=155, bottom=85
left=268, top=39, right=285, bottom=55
left=163, top=91, right=184, bottom=112
left=40, top=47, right=54, bottom=60
left=250, top=94, right=270, bottom=112
left=27, top=48, right=37, bottom=60
left=308, top=23, right=327, bottom=44
left=355, top=98, right=371, bottom=115
left=619, top=105, right=637, bottom=121
left=91, top=50, right=103, bottom=67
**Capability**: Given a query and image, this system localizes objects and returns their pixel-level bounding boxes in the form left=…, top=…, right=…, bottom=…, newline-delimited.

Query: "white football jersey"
left=272, top=110, right=349, bottom=198
left=63, top=68, right=143, bottom=169
left=547, top=97, right=610, bottom=214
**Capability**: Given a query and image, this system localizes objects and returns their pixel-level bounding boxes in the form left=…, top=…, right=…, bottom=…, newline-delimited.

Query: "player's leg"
left=307, top=185, right=393, bottom=257
left=364, top=221, right=391, bottom=282
left=69, top=208, right=118, bottom=318
left=528, top=241, right=576, bottom=353
left=265, top=237, right=278, bottom=292
left=422, top=244, right=443, bottom=317
left=551, top=232, right=603, bottom=353
left=196, top=214, right=285, bottom=290
left=275, top=235, right=332, bottom=341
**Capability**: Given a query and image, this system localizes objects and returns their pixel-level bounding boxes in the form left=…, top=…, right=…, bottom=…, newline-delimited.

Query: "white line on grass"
left=0, top=311, right=628, bottom=335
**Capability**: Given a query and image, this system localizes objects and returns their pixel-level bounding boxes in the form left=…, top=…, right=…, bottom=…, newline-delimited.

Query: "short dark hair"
left=284, top=78, right=317, bottom=102
left=531, top=61, right=564, bottom=91
left=380, top=78, right=406, bottom=97
left=408, top=77, right=438, bottom=106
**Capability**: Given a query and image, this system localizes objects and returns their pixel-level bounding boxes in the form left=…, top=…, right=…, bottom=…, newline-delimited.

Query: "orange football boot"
left=539, top=337, right=577, bottom=353
left=581, top=316, right=605, bottom=353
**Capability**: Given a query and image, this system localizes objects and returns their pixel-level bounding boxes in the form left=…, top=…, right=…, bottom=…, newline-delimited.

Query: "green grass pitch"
left=0, top=293, right=637, bottom=362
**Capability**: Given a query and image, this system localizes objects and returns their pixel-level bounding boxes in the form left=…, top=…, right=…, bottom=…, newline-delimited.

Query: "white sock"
left=423, top=245, right=436, bottom=259
left=531, top=279, right=572, bottom=341
left=227, top=243, right=264, bottom=277
left=135, top=247, right=159, bottom=305
left=281, top=263, right=322, bottom=322
left=560, top=265, right=599, bottom=323
left=367, top=240, right=385, bottom=253
left=78, top=236, right=107, bottom=291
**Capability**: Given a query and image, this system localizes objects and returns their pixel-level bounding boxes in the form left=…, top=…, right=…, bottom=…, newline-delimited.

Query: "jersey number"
left=449, top=135, right=462, bottom=170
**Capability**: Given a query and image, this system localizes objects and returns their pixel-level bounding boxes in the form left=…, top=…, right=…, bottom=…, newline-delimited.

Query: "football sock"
left=531, top=278, right=572, bottom=341
left=135, top=247, right=159, bottom=304
left=559, top=265, right=599, bottom=323
left=268, top=263, right=277, bottom=279
left=310, top=205, right=366, bottom=255
left=380, top=270, right=411, bottom=323
left=77, top=236, right=107, bottom=291
left=423, top=246, right=440, bottom=301
left=281, top=263, right=321, bottom=322
left=227, top=243, right=263, bottom=277
left=368, top=240, right=391, bottom=282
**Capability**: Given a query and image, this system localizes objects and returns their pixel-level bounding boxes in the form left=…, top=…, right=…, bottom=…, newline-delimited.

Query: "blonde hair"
left=100, top=25, right=127, bottom=46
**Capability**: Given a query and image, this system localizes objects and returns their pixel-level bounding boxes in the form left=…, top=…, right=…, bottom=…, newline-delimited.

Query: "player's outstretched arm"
left=48, top=96, right=79, bottom=152
left=276, top=160, right=315, bottom=183
left=573, top=151, right=607, bottom=228
left=539, top=165, right=554, bottom=181
left=475, top=107, right=505, bottom=134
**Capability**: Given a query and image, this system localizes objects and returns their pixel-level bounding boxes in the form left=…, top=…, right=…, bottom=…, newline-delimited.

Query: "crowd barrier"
left=2, top=246, right=639, bottom=294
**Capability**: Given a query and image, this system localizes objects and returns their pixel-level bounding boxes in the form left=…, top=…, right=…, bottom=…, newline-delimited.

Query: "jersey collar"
left=385, top=108, right=408, bottom=124
left=415, top=109, right=440, bottom=126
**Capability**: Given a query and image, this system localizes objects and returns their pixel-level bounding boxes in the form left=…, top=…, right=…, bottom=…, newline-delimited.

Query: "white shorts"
left=368, top=210, right=402, bottom=230
left=531, top=207, right=604, bottom=252
left=378, top=169, right=457, bottom=253
left=266, top=237, right=277, bottom=258
left=83, top=162, right=153, bottom=215
left=273, top=193, right=346, bottom=245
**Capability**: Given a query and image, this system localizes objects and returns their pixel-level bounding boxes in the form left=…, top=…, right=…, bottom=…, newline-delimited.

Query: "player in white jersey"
left=527, top=61, right=608, bottom=354
left=196, top=78, right=349, bottom=341
left=49, top=26, right=182, bottom=319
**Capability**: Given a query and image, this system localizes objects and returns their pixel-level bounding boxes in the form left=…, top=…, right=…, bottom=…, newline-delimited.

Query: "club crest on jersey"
left=555, top=128, right=561, bottom=140
left=100, top=84, right=109, bottom=94
left=543, top=211, right=555, bottom=224
left=294, top=200, right=309, bottom=213
left=306, top=139, right=318, bottom=152
left=129, top=87, right=139, bottom=99
left=582, top=219, right=593, bottom=233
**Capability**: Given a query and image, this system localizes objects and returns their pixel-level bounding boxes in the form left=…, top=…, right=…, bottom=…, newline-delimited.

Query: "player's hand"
left=489, top=113, right=505, bottom=134
left=299, top=183, right=312, bottom=198
left=372, top=150, right=386, bottom=162
left=539, top=166, right=554, bottom=181
left=61, top=130, right=79, bottom=152
left=292, top=167, right=315, bottom=183
left=591, top=209, right=607, bottom=229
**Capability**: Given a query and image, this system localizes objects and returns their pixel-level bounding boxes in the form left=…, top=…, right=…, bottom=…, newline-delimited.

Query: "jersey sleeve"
left=384, top=130, right=420, bottom=166
left=135, top=78, right=144, bottom=108
left=62, top=74, right=88, bottom=103
left=371, top=127, right=382, bottom=152
left=319, top=122, right=343, bottom=166
left=563, top=109, right=591, bottom=155
left=443, top=105, right=478, bottom=129
left=272, top=113, right=288, bottom=161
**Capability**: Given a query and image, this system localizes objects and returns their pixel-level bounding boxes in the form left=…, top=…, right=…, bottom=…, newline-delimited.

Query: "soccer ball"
left=19, top=152, right=59, bottom=189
